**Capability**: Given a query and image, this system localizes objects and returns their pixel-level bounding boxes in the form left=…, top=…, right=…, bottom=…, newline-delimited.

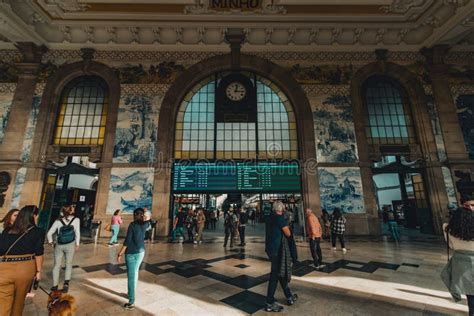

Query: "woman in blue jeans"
left=117, top=208, right=150, bottom=310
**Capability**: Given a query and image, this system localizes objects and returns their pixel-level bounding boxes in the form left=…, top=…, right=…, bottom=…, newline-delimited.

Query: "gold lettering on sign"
left=210, top=0, right=262, bottom=11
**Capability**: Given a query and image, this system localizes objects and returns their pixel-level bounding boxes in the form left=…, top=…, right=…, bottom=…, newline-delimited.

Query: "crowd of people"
left=0, top=195, right=472, bottom=315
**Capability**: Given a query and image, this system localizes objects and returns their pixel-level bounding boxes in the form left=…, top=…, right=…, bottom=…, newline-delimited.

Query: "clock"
left=225, top=81, right=247, bottom=101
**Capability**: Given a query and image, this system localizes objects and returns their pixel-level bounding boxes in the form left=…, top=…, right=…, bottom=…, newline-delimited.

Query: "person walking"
left=195, top=208, right=206, bottom=244
left=0, top=205, right=45, bottom=316
left=47, top=204, right=80, bottom=293
left=223, top=209, right=238, bottom=248
left=0, top=208, right=19, bottom=233
left=170, top=207, right=186, bottom=243
left=441, top=195, right=473, bottom=316
left=108, top=209, right=123, bottom=246
left=210, top=210, right=217, bottom=230
left=185, top=208, right=195, bottom=243
left=238, top=209, right=249, bottom=246
left=330, top=208, right=347, bottom=253
left=305, top=208, right=323, bottom=269
left=117, top=208, right=150, bottom=311
left=264, top=201, right=298, bottom=312
left=143, top=208, right=152, bottom=243
left=387, top=210, right=401, bottom=242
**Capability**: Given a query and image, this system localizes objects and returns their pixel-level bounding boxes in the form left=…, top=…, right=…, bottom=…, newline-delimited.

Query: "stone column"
left=421, top=45, right=469, bottom=162
left=0, top=43, right=46, bottom=215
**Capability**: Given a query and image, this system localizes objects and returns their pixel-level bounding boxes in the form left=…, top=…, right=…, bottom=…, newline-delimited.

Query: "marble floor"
left=23, top=232, right=469, bottom=316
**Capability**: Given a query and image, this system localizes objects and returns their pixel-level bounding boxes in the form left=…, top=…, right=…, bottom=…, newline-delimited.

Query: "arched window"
left=363, top=76, right=415, bottom=145
left=53, top=76, right=109, bottom=145
left=174, top=73, right=297, bottom=160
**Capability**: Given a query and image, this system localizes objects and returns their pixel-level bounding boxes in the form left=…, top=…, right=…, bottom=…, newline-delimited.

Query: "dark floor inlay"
left=221, top=290, right=266, bottom=314
left=401, top=263, right=420, bottom=268
left=234, top=264, right=250, bottom=269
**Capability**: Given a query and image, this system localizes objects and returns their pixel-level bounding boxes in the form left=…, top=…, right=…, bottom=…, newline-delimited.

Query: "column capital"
left=420, top=45, right=451, bottom=65
left=14, top=62, right=41, bottom=77
left=14, top=42, right=48, bottom=63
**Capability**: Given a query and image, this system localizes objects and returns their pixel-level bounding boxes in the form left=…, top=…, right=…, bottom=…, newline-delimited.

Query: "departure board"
left=172, top=162, right=300, bottom=193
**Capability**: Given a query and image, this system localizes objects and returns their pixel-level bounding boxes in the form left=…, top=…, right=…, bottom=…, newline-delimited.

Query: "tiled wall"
left=113, top=94, right=161, bottom=163
left=106, top=167, right=154, bottom=214
left=0, top=93, right=13, bottom=144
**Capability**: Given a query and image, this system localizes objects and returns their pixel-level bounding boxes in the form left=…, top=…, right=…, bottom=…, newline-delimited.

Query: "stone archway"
left=350, top=60, right=449, bottom=234
left=153, top=53, right=319, bottom=235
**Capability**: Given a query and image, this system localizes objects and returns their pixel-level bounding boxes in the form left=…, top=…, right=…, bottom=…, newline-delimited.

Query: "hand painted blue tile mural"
left=426, top=95, right=447, bottom=162
left=0, top=93, right=13, bottom=143
left=318, top=167, right=365, bottom=213
left=113, top=95, right=160, bottom=163
left=21, top=95, right=41, bottom=162
left=442, top=167, right=457, bottom=206
left=455, top=94, right=474, bottom=160
left=11, top=167, right=26, bottom=208
left=313, top=94, right=358, bottom=163
left=107, top=168, right=154, bottom=214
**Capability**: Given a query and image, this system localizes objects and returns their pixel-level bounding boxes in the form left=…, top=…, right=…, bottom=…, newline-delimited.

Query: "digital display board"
left=172, top=162, right=301, bottom=193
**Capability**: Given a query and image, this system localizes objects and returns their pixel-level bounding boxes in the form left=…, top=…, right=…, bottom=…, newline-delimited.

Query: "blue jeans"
left=109, top=224, right=120, bottom=244
left=388, top=221, right=400, bottom=242
left=171, top=226, right=185, bottom=241
left=125, top=252, right=145, bottom=304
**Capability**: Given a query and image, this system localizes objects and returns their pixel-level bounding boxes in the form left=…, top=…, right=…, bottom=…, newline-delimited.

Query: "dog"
left=47, top=290, right=77, bottom=316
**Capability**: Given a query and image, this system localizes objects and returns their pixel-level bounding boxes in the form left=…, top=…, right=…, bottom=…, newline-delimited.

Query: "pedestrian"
left=210, top=210, right=217, bottom=230
left=204, top=209, right=210, bottom=230
left=387, top=210, right=400, bottom=242
left=47, top=204, right=80, bottom=293
left=117, top=208, right=151, bottom=311
left=238, top=208, right=248, bottom=246
left=144, top=208, right=152, bottom=243
left=264, top=201, right=298, bottom=312
left=108, top=209, right=123, bottom=246
left=170, top=207, right=186, bottom=242
left=440, top=195, right=473, bottom=316
left=185, top=208, right=195, bottom=242
left=0, top=208, right=19, bottom=233
left=0, top=205, right=45, bottom=316
left=321, top=209, right=330, bottom=240
left=195, top=208, right=206, bottom=244
left=330, top=208, right=347, bottom=253
left=305, top=208, right=323, bottom=269
left=223, top=209, right=238, bottom=248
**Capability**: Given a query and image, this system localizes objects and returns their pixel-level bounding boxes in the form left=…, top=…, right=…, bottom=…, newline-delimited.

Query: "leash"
left=37, top=285, right=61, bottom=309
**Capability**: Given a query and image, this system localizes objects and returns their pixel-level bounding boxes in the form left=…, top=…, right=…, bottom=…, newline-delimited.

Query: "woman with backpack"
left=47, top=204, right=80, bottom=293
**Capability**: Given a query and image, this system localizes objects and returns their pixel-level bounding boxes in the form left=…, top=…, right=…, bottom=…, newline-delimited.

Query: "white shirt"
left=47, top=215, right=81, bottom=246
left=443, top=223, right=473, bottom=252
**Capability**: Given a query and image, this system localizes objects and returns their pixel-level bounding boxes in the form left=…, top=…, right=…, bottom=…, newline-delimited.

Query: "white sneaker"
left=193, top=241, right=197, bottom=244
left=332, top=247, right=337, bottom=250
left=342, top=248, right=347, bottom=254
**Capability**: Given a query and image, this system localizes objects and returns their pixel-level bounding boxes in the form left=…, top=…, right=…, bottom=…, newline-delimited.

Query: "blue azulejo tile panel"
left=318, top=167, right=365, bottom=213
left=456, top=94, right=474, bottom=160
left=21, top=95, right=41, bottom=162
left=11, top=167, right=27, bottom=208
left=0, top=93, right=14, bottom=143
left=113, top=95, right=160, bottom=163
left=313, top=94, right=358, bottom=163
left=107, top=168, right=154, bottom=214
left=442, top=167, right=457, bottom=206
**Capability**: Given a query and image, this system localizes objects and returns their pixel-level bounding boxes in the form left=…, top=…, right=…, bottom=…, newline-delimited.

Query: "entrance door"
left=411, top=174, right=433, bottom=234
left=38, top=173, right=58, bottom=231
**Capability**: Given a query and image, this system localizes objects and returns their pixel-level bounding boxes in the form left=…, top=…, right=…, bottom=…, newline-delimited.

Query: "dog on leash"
left=47, top=290, right=77, bottom=316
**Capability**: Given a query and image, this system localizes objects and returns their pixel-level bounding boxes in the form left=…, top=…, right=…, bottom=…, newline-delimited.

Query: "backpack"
left=57, top=217, right=76, bottom=245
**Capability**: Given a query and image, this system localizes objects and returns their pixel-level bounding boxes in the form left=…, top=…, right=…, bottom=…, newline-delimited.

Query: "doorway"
left=372, top=156, right=434, bottom=235
left=38, top=156, right=99, bottom=233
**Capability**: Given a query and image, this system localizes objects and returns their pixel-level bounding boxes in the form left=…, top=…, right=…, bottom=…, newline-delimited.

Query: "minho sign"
left=210, top=0, right=263, bottom=11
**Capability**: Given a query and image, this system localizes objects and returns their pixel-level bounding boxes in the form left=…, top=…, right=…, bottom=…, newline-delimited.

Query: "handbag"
left=104, top=224, right=111, bottom=232
left=1, top=226, right=34, bottom=260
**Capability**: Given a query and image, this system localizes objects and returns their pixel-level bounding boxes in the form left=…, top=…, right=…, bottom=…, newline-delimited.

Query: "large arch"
left=350, top=60, right=449, bottom=234
left=20, top=60, right=121, bottom=217
left=153, top=53, right=319, bottom=235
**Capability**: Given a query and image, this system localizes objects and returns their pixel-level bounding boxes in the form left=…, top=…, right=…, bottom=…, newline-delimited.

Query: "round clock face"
left=225, top=81, right=246, bottom=101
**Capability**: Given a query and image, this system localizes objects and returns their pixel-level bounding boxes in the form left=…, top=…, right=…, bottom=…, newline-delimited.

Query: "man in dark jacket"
left=264, top=201, right=298, bottom=312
